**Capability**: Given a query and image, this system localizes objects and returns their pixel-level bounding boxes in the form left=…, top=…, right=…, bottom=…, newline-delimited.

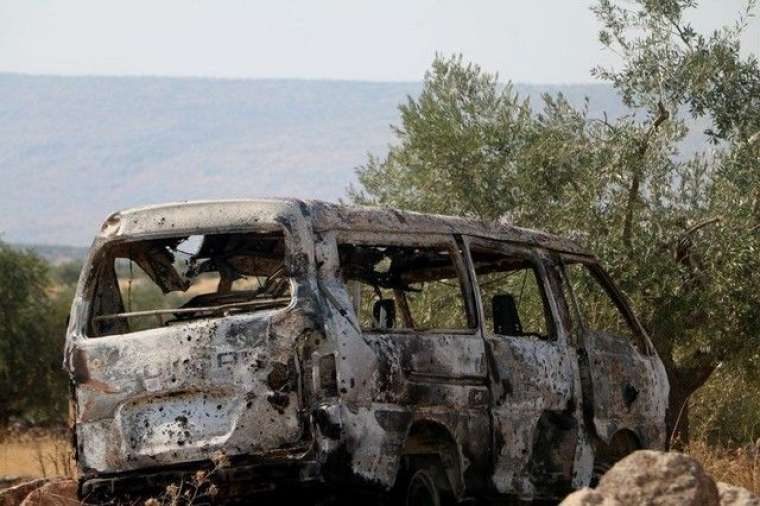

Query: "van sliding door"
left=463, top=236, right=581, bottom=498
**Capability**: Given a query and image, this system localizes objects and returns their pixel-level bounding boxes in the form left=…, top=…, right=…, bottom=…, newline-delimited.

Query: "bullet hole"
left=266, top=392, right=290, bottom=414
left=267, top=362, right=290, bottom=391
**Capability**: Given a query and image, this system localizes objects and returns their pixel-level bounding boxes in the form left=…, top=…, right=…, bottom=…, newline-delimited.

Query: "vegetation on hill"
left=0, top=242, right=72, bottom=424
left=8, top=244, right=88, bottom=266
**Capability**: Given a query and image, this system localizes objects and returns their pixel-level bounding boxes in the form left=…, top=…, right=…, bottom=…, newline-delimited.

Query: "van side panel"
left=313, top=231, right=491, bottom=496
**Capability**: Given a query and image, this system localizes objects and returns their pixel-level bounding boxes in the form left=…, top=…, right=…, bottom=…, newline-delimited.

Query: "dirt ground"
left=0, top=430, right=757, bottom=498
left=0, top=429, right=73, bottom=480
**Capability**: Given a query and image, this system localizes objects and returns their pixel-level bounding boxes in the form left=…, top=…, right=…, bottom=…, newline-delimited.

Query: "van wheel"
left=406, top=468, right=442, bottom=506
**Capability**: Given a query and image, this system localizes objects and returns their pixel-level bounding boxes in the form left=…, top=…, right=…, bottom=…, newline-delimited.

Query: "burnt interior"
left=338, top=244, right=475, bottom=331
left=470, top=246, right=554, bottom=340
left=88, top=231, right=292, bottom=337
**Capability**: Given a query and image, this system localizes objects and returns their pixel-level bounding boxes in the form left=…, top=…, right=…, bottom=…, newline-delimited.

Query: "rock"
left=596, top=450, right=720, bottom=506
left=560, top=451, right=760, bottom=506
left=0, top=478, right=23, bottom=490
left=19, top=480, right=78, bottom=506
left=0, top=479, right=49, bottom=506
left=559, top=487, right=622, bottom=505
left=717, top=482, right=760, bottom=506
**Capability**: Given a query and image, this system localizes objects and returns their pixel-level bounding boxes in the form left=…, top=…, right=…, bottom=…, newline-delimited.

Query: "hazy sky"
left=1, top=1, right=758, bottom=83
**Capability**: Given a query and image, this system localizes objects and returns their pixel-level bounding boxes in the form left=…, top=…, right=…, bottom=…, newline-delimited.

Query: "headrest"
left=372, top=299, right=396, bottom=329
left=492, top=293, right=523, bottom=336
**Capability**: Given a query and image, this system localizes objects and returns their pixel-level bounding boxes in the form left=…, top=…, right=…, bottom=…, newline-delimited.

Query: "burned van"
left=63, top=199, right=668, bottom=503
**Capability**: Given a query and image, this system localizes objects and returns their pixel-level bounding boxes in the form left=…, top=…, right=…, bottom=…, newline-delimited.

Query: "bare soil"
left=0, top=429, right=73, bottom=481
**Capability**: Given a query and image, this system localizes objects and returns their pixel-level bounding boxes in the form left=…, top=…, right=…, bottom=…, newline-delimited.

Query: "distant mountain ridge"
left=0, top=73, right=706, bottom=246
left=9, top=243, right=89, bottom=264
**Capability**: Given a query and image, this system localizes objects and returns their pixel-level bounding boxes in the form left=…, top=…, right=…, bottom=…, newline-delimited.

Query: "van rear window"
left=88, top=232, right=291, bottom=337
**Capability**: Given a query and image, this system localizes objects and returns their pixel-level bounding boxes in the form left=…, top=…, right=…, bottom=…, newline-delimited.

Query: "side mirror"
left=372, top=299, right=396, bottom=329
left=492, top=293, right=522, bottom=336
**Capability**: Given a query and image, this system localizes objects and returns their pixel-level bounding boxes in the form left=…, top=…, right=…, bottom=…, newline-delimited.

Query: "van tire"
left=406, top=468, right=441, bottom=506
left=404, top=464, right=456, bottom=506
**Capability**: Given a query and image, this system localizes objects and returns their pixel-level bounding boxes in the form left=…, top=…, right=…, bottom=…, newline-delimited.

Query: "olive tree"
left=350, top=0, right=760, bottom=442
left=0, top=241, right=69, bottom=424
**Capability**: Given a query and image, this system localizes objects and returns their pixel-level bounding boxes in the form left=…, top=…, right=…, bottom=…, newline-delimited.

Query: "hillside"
left=0, top=73, right=707, bottom=246
left=8, top=243, right=89, bottom=264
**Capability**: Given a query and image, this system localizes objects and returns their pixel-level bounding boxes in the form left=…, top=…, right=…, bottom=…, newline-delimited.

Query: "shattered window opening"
left=470, top=246, right=554, bottom=340
left=88, top=231, right=292, bottom=337
left=563, top=261, right=647, bottom=353
left=338, top=243, right=474, bottom=332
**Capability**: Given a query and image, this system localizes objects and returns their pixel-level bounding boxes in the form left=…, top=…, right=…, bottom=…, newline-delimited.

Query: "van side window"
left=470, top=246, right=552, bottom=339
left=563, top=262, right=645, bottom=350
left=338, top=244, right=473, bottom=331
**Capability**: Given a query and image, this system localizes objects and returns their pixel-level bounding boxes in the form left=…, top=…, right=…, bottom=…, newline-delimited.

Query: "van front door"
left=559, top=258, right=669, bottom=466
left=464, top=238, right=581, bottom=499
left=335, top=234, right=490, bottom=495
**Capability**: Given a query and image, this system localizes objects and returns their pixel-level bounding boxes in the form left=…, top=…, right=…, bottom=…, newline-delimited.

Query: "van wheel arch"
left=592, top=429, right=641, bottom=483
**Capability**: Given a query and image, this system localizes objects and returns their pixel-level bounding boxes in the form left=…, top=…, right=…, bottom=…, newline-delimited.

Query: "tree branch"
left=682, top=216, right=722, bottom=238
left=677, top=349, right=721, bottom=394
left=622, top=102, right=670, bottom=250
left=589, top=115, right=620, bottom=134
left=665, top=16, right=694, bottom=52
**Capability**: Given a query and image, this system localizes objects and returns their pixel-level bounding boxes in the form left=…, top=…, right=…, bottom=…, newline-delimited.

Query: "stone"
left=19, top=480, right=78, bottom=506
left=559, top=487, right=622, bottom=505
left=596, top=450, right=720, bottom=506
left=717, top=482, right=760, bottom=506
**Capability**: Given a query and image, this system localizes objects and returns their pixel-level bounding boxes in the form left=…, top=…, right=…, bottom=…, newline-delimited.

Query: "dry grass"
left=687, top=439, right=760, bottom=496
left=142, top=452, right=229, bottom=506
left=0, top=428, right=74, bottom=479
left=0, top=428, right=757, bottom=500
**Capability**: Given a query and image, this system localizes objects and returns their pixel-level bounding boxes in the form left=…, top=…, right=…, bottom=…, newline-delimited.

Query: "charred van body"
left=63, top=199, right=669, bottom=503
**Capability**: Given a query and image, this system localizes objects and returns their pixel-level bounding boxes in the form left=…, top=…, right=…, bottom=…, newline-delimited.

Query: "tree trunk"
left=0, top=397, right=11, bottom=427
left=666, top=373, right=693, bottom=446
left=663, top=359, right=718, bottom=449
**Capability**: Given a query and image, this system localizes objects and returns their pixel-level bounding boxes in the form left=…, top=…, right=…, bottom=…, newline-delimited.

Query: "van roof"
left=105, top=198, right=590, bottom=256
